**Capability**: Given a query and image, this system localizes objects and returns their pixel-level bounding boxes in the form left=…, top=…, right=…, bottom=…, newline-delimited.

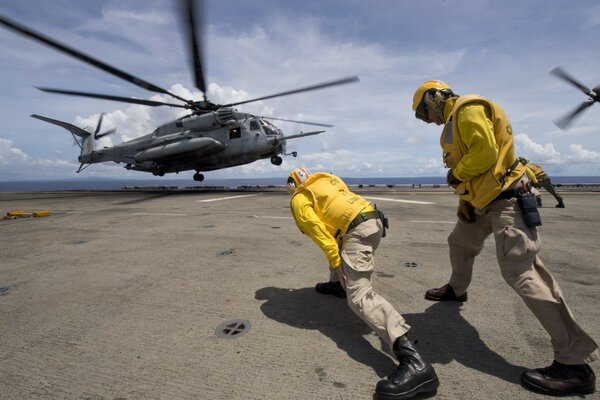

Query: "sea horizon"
left=1, top=176, right=600, bottom=192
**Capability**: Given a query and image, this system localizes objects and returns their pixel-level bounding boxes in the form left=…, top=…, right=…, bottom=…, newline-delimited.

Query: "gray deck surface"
left=1, top=188, right=598, bottom=400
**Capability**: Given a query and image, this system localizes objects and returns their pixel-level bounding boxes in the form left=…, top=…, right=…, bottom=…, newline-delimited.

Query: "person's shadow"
left=255, top=286, right=525, bottom=384
left=255, top=286, right=396, bottom=378
left=403, top=301, right=526, bottom=383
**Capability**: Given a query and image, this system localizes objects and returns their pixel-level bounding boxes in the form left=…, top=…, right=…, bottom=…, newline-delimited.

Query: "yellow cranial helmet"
left=412, top=80, right=451, bottom=121
left=287, top=167, right=312, bottom=192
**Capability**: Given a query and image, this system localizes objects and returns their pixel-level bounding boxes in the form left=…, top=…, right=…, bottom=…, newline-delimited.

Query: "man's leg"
left=490, top=200, right=598, bottom=394
left=540, top=177, right=564, bottom=207
left=425, top=214, right=491, bottom=302
left=341, top=219, right=438, bottom=399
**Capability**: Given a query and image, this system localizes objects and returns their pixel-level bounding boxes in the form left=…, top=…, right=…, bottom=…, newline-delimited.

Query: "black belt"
left=347, top=211, right=381, bottom=232
left=494, top=189, right=519, bottom=201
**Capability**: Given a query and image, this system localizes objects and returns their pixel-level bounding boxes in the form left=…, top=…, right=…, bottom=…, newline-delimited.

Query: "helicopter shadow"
left=403, top=302, right=527, bottom=384
left=255, top=286, right=396, bottom=378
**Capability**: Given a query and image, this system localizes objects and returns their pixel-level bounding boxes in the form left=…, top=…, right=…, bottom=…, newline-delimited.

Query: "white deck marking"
left=364, top=196, right=434, bottom=205
left=131, top=213, right=188, bottom=216
left=250, top=215, right=293, bottom=219
left=197, top=194, right=261, bottom=203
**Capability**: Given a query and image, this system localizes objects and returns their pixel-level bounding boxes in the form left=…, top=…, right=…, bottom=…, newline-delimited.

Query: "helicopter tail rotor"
left=93, top=113, right=117, bottom=139
left=551, top=67, right=600, bottom=129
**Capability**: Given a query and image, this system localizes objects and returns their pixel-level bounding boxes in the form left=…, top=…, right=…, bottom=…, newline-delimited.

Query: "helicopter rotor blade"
left=550, top=67, right=592, bottom=96
left=0, top=15, right=197, bottom=109
left=36, top=87, right=190, bottom=108
left=94, top=113, right=104, bottom=136
left=95, top=128, right=117, bottom=139
left=222, top=75, right=360, bottom=107
left=181, top=0, right=208, bottom=97
left=554, top=100, right=595, bottom=130
left=260, top=116, right=333, bottom=128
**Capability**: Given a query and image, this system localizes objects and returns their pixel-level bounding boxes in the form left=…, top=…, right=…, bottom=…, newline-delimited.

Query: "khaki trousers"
left=331, top=218, right=411, bottom=350
left=447, top=197, right=599, bottom=365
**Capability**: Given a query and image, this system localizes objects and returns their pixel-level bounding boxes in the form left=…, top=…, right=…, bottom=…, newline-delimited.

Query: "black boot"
left=521, top=360, right=595, bottom=395
left=424, top=284, right=467, bottom=302
left=556, top=199, right=565, bottom=208
left=315, top=281, right=346, bottom=298
left=375, top=335, right=439, bottom=399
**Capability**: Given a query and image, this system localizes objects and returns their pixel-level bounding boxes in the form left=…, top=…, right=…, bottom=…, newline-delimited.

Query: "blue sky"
left=1, top=0, right=599, bottom=181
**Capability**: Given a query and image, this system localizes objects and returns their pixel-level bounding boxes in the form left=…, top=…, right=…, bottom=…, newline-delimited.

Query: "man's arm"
left=291, top=192, right=342, bottom=268
left=452, top=103, right=498, bottom=182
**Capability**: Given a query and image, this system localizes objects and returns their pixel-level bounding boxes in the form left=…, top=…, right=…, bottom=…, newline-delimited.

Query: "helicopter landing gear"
left=193, top=172, right=204, bottom=182
left=271, top=155, right=283, bottom=166
left=152, top=168, right=165, bottom=177
left=284, top=151, right=298, bottom=158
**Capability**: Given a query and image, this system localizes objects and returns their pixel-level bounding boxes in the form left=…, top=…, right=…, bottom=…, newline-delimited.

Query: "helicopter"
left=0, top=1, right=359, bottom=182
left=550, top=67, right=599, bottom=130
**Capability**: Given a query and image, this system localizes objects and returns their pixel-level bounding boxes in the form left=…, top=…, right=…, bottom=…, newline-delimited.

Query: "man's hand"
left=457, top=200, right=476, bottom=223
left=335, top=265, right=347, bottom=290
left=446, top=169, right=461, bottom=187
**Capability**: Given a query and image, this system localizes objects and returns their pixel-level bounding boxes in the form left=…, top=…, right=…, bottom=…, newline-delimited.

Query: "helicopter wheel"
left=193, top=172, right=204, bottom=182
left=271, top=156, right=283, bottom=166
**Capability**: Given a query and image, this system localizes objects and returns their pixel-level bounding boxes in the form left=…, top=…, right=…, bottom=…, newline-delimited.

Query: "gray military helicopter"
left=0, top=1, right=358, bottom=181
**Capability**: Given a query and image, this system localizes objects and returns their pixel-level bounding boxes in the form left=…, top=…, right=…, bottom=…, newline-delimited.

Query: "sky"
left=1, top=0, right=600, bottom=181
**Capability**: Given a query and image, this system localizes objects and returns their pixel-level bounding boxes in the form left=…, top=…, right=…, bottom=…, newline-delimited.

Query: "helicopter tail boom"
left=31, top=114, right=96, bottom=171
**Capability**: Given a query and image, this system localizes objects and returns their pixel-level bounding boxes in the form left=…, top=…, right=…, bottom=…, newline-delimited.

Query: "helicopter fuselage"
left=81, top=108, right=287, bottom=177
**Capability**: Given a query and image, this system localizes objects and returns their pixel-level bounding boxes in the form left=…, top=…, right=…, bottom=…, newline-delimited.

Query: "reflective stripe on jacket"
left=290, top=172, right=371, bottom=268
left=440, top=95, right=526, bottom=209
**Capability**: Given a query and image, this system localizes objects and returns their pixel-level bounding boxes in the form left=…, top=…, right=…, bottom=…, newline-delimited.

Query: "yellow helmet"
left=287, top=167, right=312, bottom=192
left=412, top=80, right=451, bottom=121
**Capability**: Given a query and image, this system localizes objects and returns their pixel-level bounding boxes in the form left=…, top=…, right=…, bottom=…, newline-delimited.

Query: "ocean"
left=1, top=176, right=599, bottom=192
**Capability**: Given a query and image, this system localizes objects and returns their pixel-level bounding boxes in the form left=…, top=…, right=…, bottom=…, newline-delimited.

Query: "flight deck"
left=1, top=188, right=598, bottom=400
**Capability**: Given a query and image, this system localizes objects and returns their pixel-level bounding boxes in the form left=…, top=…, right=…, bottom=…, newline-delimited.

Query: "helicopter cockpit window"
left=229, top=127, right=241, bottom=139
left=249, top=120, right=260, bottom=131
left=259, top=119, right=278, bottom=136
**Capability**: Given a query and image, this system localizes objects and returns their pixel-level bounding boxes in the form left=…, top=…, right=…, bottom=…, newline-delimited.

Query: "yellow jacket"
left=523, top=166, right=540, bottom=185
left=440, top=95, right=525, bottom=209
left=290, top=172, right=372, bottom=268
left=526, top=163, right=548, bottom=180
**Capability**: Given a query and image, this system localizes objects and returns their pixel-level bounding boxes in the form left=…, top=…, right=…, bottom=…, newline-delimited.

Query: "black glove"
left=446, top=169, right=461, bottom=187
left=457, top=200, right=476, bottom=223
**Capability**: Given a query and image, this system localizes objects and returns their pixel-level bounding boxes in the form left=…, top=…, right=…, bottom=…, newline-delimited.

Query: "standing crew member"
left=519, top=156, right=565, bottom=208
left=287, top=168, right=439, bottom=400
left=412, top=80, right=598, bottom=396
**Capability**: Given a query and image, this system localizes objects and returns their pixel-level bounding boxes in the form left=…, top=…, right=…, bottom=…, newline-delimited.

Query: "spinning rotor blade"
left=96, top=128, right=117, bottom=139
left=94, top=113, right=104, bottom=135
left=260, top=116, right=333, bottom=128
left=36, top=87, right=189, bottom=108
left=554, top=100, right=596, bottom=130
left=0, top=15, right=197, bottom=109
left=551, top=67, right=592, bottom=96
left=222, top=76, right=360, bottom=107
left=181, top=0, right=207, bottom=96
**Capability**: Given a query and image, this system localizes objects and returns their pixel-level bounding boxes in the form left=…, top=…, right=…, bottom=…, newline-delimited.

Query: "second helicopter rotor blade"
left=0, top=14, right=196, bottom=108
left=181, top=0, right=208, bottom=97
left=260, top=116, right=333, bottom=128
left=222, top=75, right=360, bottom=107
left=554, top=100, right=595, bottom=130
left=551, top=67, right=591, bottom=95
left=36, top=87, right=190, bottom=108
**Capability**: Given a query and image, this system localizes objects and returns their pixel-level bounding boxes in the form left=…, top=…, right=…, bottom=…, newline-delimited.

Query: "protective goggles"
left=414, top=89, right=434, bottom=122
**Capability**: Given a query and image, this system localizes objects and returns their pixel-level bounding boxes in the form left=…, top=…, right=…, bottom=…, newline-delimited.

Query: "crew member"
left=412, top=80, right=598, bottom=396
left=519, top=156, right=565, bottom=208
left=287, top=168, right=438, bottom=400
